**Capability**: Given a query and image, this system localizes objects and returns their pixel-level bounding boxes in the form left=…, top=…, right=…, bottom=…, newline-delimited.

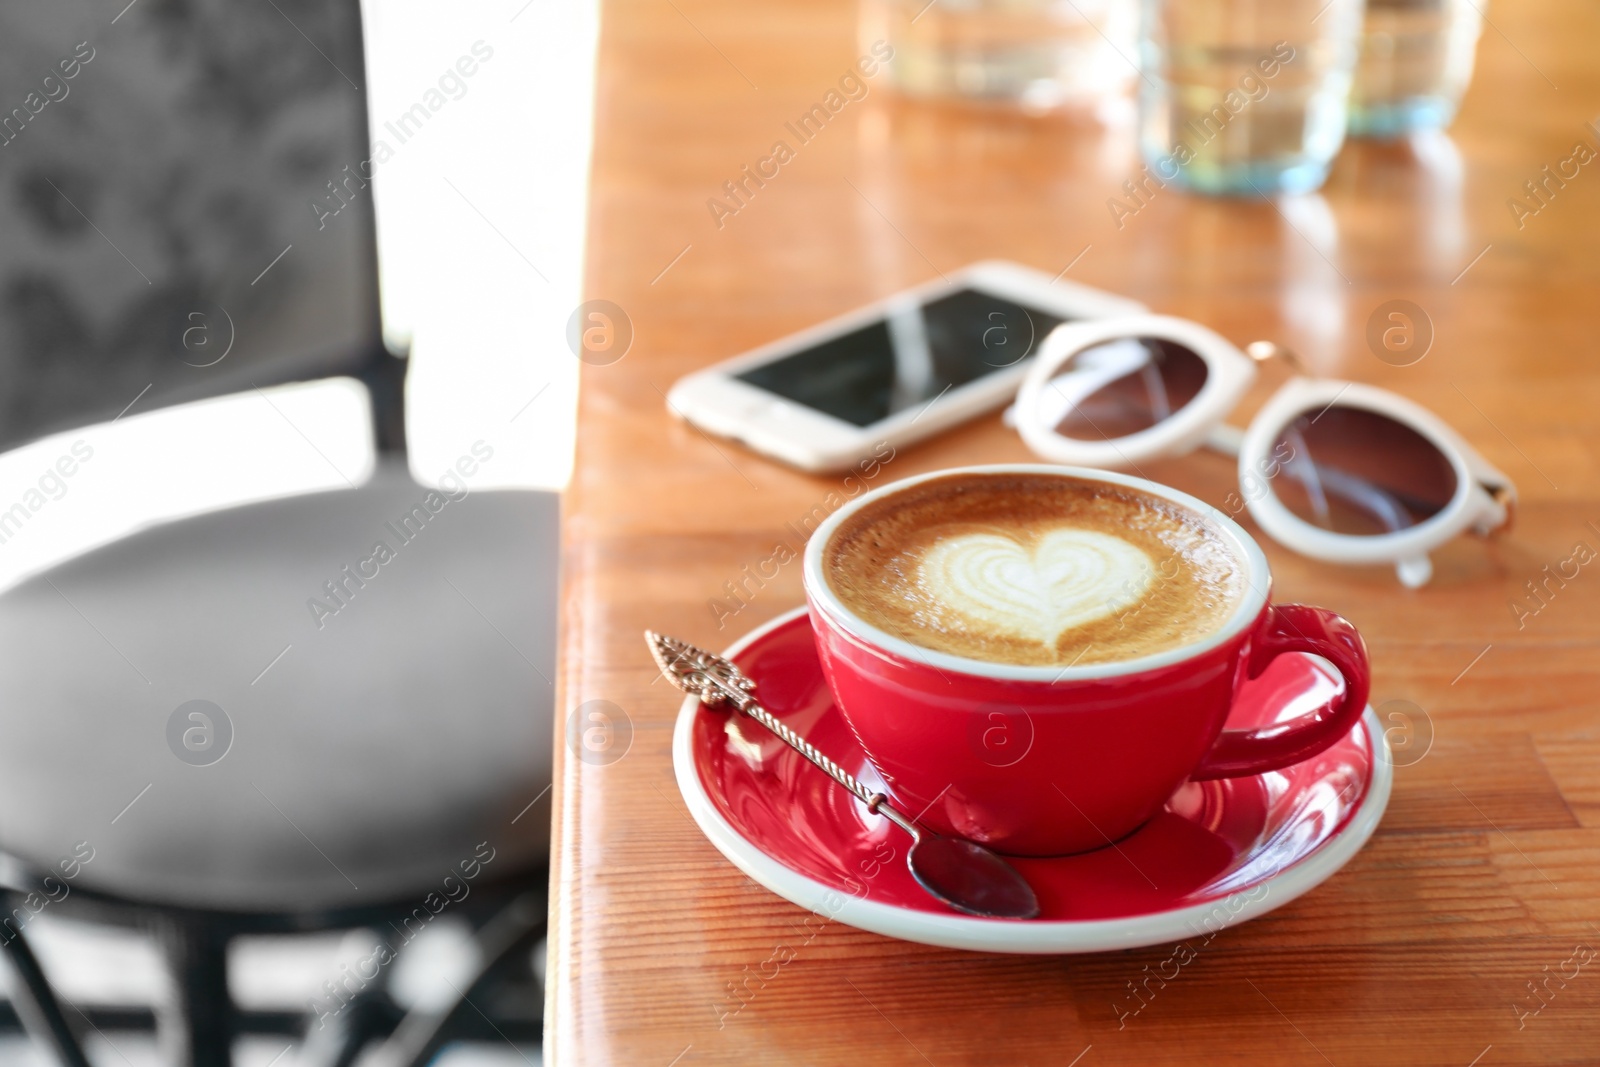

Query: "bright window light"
left=364, top=0, right=593, bottom=493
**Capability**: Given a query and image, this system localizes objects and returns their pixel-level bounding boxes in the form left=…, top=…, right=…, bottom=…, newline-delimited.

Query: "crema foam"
left=824, top=473, right=1246, bottom=667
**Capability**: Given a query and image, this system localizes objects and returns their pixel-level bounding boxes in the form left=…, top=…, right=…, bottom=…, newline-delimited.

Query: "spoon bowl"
left=908, top=834, right=1040, bottom=919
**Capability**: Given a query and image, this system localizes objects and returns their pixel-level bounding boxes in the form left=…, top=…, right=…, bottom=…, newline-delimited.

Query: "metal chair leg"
left=360, top=890, right=547, bottom=1067
left=0, top=913, right=93, bottom=1067
left=297, top=984, right=405, bottom=1067
left=152, top=917, right=234, bottom=1067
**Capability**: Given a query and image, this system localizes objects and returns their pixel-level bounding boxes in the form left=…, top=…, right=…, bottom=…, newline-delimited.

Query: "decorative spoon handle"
left=646, top=630, right=918, bottom=837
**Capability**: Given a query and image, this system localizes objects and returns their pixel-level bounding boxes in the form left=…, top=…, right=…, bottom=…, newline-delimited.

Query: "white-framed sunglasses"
left=1011, top=314, right=1516, bottom=588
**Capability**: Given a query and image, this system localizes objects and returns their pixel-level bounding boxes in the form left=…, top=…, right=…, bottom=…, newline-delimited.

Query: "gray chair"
left=0, top=1, right=558, bottom=1064
left=0, top=461, right=558, bottom=1066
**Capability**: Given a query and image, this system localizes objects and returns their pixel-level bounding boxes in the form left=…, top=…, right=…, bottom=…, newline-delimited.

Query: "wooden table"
left=549, top=1, right=1600, bottom=1062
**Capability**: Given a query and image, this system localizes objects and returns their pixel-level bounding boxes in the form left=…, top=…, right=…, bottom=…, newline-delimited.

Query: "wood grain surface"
left=548, top=1, right=1600, bottom=1063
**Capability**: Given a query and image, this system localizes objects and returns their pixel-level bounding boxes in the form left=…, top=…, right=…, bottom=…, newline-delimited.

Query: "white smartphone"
left=666, top=261, right=1145, bottom=472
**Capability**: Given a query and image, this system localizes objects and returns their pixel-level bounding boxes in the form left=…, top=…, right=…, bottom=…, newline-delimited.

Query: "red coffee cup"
left=802, top=465, right=1371, bottom=857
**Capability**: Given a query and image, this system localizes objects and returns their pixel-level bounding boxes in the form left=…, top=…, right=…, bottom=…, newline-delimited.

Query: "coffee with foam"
left=824, top=473, right=1246, bottom=667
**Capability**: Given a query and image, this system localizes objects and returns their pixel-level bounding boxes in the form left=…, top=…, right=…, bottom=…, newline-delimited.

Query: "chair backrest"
left=0, top=0, right=400, bottom=454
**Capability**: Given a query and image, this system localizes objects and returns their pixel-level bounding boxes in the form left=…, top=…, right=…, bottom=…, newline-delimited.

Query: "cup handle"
left=1190, top=604, right=1371, bottom=781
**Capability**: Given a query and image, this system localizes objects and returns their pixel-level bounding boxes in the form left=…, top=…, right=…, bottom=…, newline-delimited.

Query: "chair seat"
left=0, top=460, right=557, bottom=913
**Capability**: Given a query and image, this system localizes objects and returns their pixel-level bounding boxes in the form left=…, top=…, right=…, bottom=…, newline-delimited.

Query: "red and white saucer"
left=671, top=606, right=1391, bottom=954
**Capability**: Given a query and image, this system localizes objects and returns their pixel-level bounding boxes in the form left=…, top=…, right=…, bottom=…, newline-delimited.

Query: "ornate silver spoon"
left=646, top=631, right=1040, bottom=920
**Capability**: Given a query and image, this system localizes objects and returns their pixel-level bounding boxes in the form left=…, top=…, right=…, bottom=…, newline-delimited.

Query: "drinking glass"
left=1348, top=0, right=1483, bottom=137
left=1137, top=0, right=1366, bottom=196
left=861, top=0, right=1135, bottom=113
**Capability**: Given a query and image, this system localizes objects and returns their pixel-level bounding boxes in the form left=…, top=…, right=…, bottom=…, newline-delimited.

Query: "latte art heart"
left=918, top=530, right=1155, bottom=648
left=825, top=473, right=1247, bottom=666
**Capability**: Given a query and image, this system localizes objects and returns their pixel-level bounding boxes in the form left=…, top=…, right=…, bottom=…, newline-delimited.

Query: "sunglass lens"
left=1267, top=407, right=1457, bottom=535
left=1039, top=338, right=1209, bottom=441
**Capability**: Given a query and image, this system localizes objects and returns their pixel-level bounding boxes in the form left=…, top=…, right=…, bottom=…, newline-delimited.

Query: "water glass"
left=1137, top=0, right=1366, bottom=196
left=1349, top=0, right=1483, bottom=137
left=862, top=0, right=1136, bottom=113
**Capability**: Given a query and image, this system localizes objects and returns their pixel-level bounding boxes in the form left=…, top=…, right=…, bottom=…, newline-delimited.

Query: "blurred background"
left=0, top=1, right=593, bottom=1065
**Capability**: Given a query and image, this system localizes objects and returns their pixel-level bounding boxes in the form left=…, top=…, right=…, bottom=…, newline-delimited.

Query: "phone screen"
left=735, top=288, right=1067, bottom=428
left=0, top=0, right=380, bottom=451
